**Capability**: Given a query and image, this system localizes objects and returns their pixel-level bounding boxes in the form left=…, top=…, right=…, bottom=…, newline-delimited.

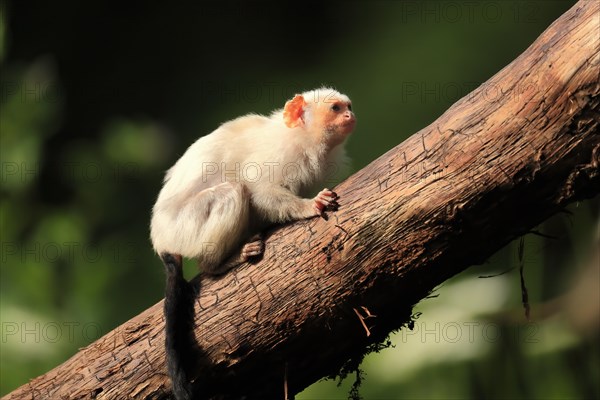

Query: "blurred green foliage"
left=1, top=1, right=598, bottom=398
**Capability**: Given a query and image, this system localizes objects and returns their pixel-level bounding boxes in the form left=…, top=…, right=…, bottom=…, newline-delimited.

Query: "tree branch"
left=5, top=1, right=599, bottom=399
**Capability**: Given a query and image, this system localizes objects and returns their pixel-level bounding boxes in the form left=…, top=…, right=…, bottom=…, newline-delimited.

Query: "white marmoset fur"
left=151, top=87, right=356, bottom=400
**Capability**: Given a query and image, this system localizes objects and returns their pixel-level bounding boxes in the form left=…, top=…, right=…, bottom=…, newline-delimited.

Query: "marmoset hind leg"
left=186, top=182, right=260, bottom=275
left=211, top=233, right=265, bottom=274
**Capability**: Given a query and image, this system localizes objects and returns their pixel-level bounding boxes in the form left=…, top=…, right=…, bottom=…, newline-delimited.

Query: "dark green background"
left=1, top=1, right=598, bottom=398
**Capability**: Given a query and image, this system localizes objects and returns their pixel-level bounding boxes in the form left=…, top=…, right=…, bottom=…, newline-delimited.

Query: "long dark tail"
left=162, top=252, right=196, bottom=400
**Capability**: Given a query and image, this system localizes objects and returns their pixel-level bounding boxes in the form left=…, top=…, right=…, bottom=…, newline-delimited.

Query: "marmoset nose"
left=344, top=111, right=356, bottom=124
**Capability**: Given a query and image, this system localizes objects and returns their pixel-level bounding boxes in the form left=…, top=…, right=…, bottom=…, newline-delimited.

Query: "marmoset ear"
left=283, top=94, right=306, bottom=128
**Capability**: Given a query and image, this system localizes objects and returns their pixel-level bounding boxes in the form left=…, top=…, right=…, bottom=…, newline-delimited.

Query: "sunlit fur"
left=150, top=87, right=355, bottom=273
left=152, top=87, right=355, bottom=399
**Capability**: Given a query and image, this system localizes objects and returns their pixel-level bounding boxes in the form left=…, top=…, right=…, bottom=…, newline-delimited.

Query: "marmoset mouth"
left=342, top=118, right=356, bottom=132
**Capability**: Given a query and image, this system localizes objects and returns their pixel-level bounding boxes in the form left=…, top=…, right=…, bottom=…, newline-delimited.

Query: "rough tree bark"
left=5, top=1, right=599, bottom=399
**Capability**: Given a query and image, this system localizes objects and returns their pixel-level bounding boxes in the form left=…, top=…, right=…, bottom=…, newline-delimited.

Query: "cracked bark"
left=4, top=1, right=599, bottom=399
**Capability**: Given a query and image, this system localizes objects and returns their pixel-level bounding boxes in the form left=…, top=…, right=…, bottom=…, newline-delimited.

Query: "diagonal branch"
left=4, top=1, right=599, bottom=399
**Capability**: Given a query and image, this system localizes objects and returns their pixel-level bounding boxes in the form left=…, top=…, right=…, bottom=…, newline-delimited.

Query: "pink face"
left=312, top=98, right=356, bottom=149
left=283, top=92, right=356, bottom=145
left=324, top=99, right=356, bottom=136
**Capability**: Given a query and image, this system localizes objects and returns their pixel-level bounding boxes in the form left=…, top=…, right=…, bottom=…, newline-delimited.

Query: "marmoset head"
left=283, top=87, right=356, bottom=147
